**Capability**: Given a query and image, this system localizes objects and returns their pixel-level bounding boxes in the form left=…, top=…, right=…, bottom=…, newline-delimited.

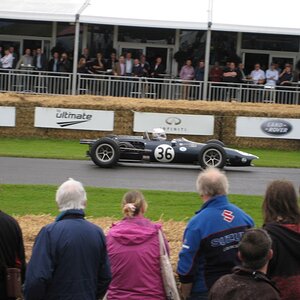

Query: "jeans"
left=187, top=291, right=209, bottom=300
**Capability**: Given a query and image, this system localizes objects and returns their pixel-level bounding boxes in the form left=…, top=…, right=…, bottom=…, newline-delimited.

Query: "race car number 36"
left=154, top=144, right=175, bottom=162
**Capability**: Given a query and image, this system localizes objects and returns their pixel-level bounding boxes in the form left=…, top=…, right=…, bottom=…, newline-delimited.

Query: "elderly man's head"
left=56, top=178, right=87, bottom=211
left=196, top=168, right=229, bottom=200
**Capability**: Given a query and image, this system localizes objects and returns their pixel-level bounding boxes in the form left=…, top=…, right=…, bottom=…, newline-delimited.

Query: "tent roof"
left=0, top=0, right=299, bottom=35
left=0, top=0, right=84, bottom=22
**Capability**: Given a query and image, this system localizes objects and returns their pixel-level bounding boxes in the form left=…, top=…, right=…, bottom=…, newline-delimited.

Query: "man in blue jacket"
left=177, top=168, right=254, bottom=300
left=24, top=178, right=111, bottom=300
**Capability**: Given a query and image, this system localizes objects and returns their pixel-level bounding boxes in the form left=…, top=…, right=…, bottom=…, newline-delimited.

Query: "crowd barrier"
left=0, top=94, right=299, bottom=150
left=0, top=68, right=299, bottom=105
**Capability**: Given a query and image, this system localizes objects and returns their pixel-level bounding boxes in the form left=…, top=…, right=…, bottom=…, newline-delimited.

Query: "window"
left=242, top=33, right=299, bottom=52
left=118, top=26, right=175, bottom=45
left=88, top=24, right=114, bottom=58
left=176, top=30, right=238, bottom=70
left=0, top=20, right=52, bottom=37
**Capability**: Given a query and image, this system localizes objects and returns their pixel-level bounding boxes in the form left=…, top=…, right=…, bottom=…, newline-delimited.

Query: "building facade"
left=1, top=19, right=299, bottom=76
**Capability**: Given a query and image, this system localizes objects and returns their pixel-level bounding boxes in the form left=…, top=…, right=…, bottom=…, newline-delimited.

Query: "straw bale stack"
left=0, top=94, right=299, bottom=149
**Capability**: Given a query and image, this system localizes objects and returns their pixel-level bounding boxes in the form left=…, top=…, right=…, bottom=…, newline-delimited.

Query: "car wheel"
left=199, top=143, right=227, bottom=169
left=206, top=139, right=225, bottom=147
left=90, top=138, right=120, bottom=167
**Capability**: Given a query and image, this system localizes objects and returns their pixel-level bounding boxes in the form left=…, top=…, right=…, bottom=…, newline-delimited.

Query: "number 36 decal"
left=154, top=144, right=175, bottom=162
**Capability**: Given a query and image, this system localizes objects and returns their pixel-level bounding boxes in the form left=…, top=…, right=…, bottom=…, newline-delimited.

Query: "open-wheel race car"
left=80, top=128, right=258, bottom=169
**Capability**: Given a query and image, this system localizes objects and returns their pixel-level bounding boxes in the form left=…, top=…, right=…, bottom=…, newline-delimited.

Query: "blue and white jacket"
left=177, top=195, right=254, bottom=293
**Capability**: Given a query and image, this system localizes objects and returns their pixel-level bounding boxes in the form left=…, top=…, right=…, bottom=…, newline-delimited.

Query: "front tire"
left=206, top=139, right=225, bottom=147
left=90, top=138, right=120, bottom=167
left=199, top=143, right=226, bottom=169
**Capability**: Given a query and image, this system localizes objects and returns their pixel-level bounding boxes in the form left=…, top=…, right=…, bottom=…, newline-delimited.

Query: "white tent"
left=1, top=0, right=299, bottom=96
left=0, top=0, right=83, bottom=22
left=1, top=0, right=299, bottom=34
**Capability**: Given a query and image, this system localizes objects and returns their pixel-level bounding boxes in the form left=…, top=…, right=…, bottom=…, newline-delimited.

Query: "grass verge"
left=0, top=137, right=299, bottom=168
left=0, top=184, right=264, bottom=226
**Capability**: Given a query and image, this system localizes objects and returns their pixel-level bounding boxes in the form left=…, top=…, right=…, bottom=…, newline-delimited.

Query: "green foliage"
left=240, top=148, right=300, bottom=168
left=0, top=184, right=263, bottom=226
left=0, top=138, right=85, bottom=160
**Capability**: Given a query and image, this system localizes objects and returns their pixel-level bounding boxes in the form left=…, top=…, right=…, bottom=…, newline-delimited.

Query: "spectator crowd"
left=1, top=46, right=299, bottom=86
left=1, top=45, right=300, bottom=103
left=0, top=167, right=299, bottom=300
left=0, top=46, right=167, bottom=79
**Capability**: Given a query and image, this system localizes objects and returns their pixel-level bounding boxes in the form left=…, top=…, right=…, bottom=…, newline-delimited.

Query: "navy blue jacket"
left=24, top=210, right=111, bottom=300
left=177, top=195, right=254, bottom=293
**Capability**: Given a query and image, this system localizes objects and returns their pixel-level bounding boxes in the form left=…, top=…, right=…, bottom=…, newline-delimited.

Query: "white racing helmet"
left=152, top=128, right=167, bottom=140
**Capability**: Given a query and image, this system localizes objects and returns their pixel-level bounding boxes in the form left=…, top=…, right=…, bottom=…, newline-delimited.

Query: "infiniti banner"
left=34, top=107, right=114, bottom=131
left=236, top=117, right=300, bottom=140
left=133, top=111, right=214, bottom=135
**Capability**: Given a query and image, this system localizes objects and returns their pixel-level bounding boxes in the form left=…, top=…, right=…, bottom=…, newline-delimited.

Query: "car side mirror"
left=171, top=139, right=177, bottom=147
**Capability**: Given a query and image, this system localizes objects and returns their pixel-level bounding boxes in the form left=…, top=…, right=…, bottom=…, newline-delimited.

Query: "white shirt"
left=37, top=55, right=42, bottom=69
left=0, top=53, right=14, bottom=68
left=125, top=59, right=132, bottom=74
left=265, top=69, right=279, bottom=86
left=250, top=69, right=265, bottom=84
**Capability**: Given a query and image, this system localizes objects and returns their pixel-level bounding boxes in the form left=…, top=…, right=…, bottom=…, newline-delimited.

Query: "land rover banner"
left=133, top=111, right=214, bottom=135
left=236, top=117, right=300, bottom=140
left=34, top=107, right=114, bottom=131
left=0, top=106, right=16, bottom=127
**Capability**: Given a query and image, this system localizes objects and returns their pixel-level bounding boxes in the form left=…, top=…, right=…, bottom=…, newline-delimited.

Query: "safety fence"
left=0, top=69, right=299, bottom=104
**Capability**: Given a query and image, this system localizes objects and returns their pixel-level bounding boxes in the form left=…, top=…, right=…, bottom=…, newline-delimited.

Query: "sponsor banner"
left=0, top=106, right=16, bottom=127
left=34, top=107, right=114, bottom=131
left=236, top=117, right=300, bottom=140
left=133, top=112, right=214, bottom=135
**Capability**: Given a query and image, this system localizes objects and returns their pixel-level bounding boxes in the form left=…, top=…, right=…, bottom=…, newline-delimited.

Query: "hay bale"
left=0, top=94, right=299, bottom=149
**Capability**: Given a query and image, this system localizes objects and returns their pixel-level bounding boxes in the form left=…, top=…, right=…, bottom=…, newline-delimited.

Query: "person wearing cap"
left=209, top=228, right=280, bottom=300
left=24, top=178, right=111, bottom=300
left=177, top=168, right=254, bottom=300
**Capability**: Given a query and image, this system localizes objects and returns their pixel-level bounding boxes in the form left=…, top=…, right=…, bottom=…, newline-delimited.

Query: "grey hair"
left=56, top=178, right=87, bottom=212
left=196, top=168, right=229, bottom=197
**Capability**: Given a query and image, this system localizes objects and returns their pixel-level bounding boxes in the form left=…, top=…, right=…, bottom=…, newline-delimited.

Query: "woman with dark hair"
left=262, top=180, right=300, bottom=300
left=106, top=190, right=170, bottom=299
left=92, top=52, right=106, bottom=73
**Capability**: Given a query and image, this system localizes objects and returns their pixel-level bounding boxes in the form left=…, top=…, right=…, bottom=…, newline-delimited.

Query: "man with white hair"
left=177, top=168, right=254, bottom=300
left=24, top=178, right=111, bottom=300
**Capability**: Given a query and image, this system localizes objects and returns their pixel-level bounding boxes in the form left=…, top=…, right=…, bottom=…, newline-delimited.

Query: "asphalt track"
left=0, top=157, right=299, bottom=195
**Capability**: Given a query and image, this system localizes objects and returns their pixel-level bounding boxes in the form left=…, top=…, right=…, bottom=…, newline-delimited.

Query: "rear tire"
left=199, top=143, right=226, bottom=169
left=90, top=138, right=120, bottom=168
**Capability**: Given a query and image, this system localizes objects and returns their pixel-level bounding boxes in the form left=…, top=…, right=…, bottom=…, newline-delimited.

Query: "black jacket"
left=264, top=222, right=300, bottom=300
left=222, top=67, right=243, bottom=83
left=33, top=54, right=47, bottom=70
left=0, top=211, right=26, bottom=300
left=151, top=63, right=165, bottom=78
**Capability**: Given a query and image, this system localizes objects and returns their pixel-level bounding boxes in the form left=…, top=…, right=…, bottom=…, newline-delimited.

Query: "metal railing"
left=1, top=68, right=299, bottom=104
left=0, top=69, right=72, bottom=95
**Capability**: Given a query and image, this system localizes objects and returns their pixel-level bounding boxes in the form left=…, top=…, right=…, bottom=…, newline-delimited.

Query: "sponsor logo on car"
left=56, top=109, right=92, bottom=127
left=261, top=119, right=292, bottom=136
left=165, top=117, right=181, bottom=126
